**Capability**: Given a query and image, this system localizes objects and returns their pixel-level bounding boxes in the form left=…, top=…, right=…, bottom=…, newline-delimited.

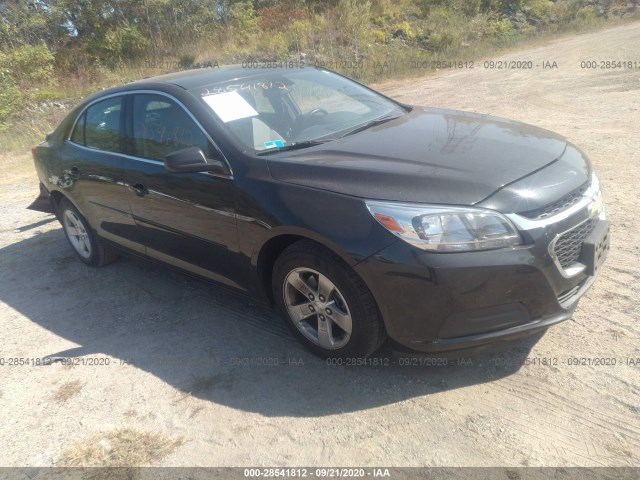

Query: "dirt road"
left=1, top=23, right=639, bottom=468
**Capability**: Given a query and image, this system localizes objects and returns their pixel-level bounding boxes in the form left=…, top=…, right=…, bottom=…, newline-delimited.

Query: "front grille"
left=522, top=183, right=589, bottom=220
left=554, top=218, right=597, bottom=269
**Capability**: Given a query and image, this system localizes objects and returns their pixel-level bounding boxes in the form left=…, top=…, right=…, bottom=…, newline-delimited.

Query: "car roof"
left=133, top=64, right=319, bottom=91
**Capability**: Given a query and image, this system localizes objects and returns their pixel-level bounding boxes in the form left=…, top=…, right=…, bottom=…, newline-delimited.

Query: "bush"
left=100, top=24, right=150, bottom=67
left=525, top=0, right=553, bottom=25
left=336, top=0, right=373, bottom=52
left=0, top=68, right=20, bottom=132
left=54, top=47, right=95, bottom=75
left=489, top=16, right=514, bottom=35
left=423, top=7, right=468, bottom=51
left=287, top=20, right=312, bottom=55
left=372, top=29, right=387, bottom=43
left=0, top=43, right=55, bottom=88
left=264, top=31, right=289, bottom=58
left=0, top=44, right=56, bottom=131
left=396, top=20, right=415, bottom=40
left=178, top=54, right=196, bottom=69
left=229, top=1, right=260, bottom=44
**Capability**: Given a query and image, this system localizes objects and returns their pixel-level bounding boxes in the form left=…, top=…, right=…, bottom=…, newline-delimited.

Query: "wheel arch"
left=49, top=189, right=67, bottom=218
left=253, top=228, right=360, bottom=304
left=49, top=190, right=91, bottom=229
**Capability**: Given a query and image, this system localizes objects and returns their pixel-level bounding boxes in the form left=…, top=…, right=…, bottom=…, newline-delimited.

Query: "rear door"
left=61, top=95, right=143, bottom=253
left=122, top=92, right=242, bottom=289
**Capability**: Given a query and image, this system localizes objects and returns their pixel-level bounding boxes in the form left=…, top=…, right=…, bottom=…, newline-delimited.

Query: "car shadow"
left=1, top=220, right=544, bottom=418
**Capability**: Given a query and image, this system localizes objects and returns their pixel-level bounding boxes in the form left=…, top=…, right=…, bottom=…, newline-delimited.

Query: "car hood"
left=267, top=107, right=570, bottom=206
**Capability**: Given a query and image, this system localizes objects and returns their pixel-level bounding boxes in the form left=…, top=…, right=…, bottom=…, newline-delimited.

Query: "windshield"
left=189, top=68, right=405, bottom=153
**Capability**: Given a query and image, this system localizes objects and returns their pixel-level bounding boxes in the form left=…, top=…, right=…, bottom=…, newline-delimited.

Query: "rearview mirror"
left=164, top=147, right=228, bottom=175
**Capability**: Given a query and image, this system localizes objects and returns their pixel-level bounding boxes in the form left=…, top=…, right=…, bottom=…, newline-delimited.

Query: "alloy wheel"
left=283, top=267, right=353, bottom=349
left=63, top=209, right=92, bottom=259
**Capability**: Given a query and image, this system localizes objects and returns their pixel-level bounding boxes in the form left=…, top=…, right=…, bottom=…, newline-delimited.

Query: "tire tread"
left=58, top=198, right=119, bottom=267
left=273, top=240, right=386, bottom=358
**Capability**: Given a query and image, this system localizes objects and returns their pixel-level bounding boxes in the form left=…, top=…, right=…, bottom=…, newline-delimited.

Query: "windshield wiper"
left=339, top=114, right=401, bottom=138
left=256, top=139, right=332, bottom=156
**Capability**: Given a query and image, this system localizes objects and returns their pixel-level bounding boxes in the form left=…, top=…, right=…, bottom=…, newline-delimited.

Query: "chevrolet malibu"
left=32, top=66, right=610, bottom=358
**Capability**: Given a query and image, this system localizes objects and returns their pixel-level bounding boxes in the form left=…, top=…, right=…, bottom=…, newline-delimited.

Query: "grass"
left=59, top=428, right=184, bottom=467
left=51, top=380, right=83, bottom=403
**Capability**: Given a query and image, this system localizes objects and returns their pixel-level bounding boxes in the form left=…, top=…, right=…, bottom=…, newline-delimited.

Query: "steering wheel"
left=293, top=108, right=329, bottom=137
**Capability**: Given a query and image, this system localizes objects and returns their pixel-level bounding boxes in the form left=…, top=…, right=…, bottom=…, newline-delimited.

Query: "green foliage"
left=449, top=0, right=483, bottom=17
left=99, top=24, right=151, bottom=67
left=228, top=1, right=260, bottom=43
left=287, top=20, right=313, bottom=55
left=336, top=0, right=373, bottom=53
left=525, top=0, right=553, bottom=23
left=372, top=29, right=387, bottom=43
left=0, top=43, right=56, bottom=131
left=489, top=17, right=514, bottom=35
left=0, top=1, right=66, bottom=51
left=396, top=21, right=415, bottom=40
left=0, top=43, right=56, bottom=87
left=0, top=69, right=20, bottom=132
left=262, top=31, right=289, bottom=58
left=422, top=7, right=468, bottom=51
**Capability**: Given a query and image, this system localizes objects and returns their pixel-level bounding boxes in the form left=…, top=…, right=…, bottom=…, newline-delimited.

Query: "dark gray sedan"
left=33, top=65, right=610, bottom=358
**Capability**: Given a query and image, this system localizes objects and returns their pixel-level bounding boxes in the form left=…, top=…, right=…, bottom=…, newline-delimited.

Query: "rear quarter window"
left=70, top=112, right=85, bottom=144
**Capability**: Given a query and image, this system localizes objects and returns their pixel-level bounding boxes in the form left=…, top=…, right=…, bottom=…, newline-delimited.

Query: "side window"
left=70, top=112, right=85, bottom=144
left=83, top=97, right=123, bottom=152
left=132, top=94, right=214, bottom=162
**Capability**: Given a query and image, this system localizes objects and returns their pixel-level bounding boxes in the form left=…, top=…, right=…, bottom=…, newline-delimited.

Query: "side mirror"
left=164, top=147, right=228, bottom=175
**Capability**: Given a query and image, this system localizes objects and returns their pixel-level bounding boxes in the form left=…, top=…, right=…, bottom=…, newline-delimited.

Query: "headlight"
left=366, top=201, right=522, bottom=252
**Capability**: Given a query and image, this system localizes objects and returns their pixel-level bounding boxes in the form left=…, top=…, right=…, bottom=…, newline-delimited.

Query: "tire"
left=273, top=240, right=386, bottom=359
left=58, top=198, right=119, bottom=267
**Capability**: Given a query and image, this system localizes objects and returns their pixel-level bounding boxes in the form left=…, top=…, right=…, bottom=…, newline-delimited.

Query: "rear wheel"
left=273, top=241, right=386, bottom=359
left=59, top=198, right=119, bottom=267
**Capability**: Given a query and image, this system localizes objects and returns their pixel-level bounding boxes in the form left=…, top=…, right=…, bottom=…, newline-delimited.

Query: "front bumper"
left=354, top=186, right=609, bottom=353
left=393, top=310, right=577, bottom=353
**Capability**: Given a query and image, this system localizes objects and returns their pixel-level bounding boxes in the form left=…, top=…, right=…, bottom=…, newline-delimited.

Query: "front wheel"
left=273, top=241, right=386, bottom=359
left=59, top=198, right=119, bottom=267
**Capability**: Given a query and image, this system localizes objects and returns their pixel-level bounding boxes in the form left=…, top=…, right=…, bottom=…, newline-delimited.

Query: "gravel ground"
left=0, top=22, right=638, bottom=468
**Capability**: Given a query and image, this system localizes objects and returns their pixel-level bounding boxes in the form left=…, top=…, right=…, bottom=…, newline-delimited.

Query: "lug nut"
left=319, top=315, right=325, bottom=321
left=319, top=295, right=325, bottom=302
left=308, top=293, right=314, bottom=301
left=325, top=308, right=332, bottom=316
left=309, top=305, right=315, bottom=312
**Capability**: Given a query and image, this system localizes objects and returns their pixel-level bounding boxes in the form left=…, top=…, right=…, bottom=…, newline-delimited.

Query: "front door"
left=123, top=93, right=242, bottom=289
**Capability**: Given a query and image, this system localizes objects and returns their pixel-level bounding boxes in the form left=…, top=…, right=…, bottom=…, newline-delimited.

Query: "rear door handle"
left=132, top=183, right=149, bottom=197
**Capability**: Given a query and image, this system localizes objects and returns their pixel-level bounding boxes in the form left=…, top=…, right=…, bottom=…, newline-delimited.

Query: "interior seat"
left=226, top=90, right=284, bottom=151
